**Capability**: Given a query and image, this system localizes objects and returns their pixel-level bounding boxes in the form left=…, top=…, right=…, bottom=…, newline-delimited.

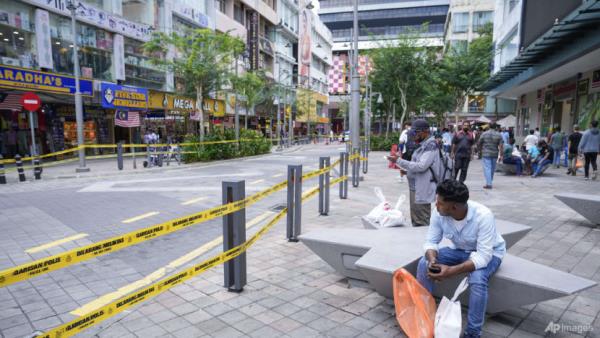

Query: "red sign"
left=21, top=92, right=41, bottom=111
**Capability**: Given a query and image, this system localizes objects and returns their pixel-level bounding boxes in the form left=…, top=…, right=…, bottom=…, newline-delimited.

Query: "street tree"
left=369, top=29, right=430, bottom=136
left=420, top=49, right=455, bottom=126
left=439, top=23, right=494, bottom=127
left=231, top=71, right=268, bottom=129
left=144, top=28, right=245, bottom=141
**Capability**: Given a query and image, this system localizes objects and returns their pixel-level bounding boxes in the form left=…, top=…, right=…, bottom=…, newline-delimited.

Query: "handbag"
left=434, top=277, right=469, bottom=338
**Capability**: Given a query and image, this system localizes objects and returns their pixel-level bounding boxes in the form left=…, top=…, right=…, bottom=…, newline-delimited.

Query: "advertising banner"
left=298, top=0, right=312, bottom=88
left=101, top=83, right=148, bottom=109
left=0, top=65, right=93, bottom=95
left=35, top=9, right=53, bottom=69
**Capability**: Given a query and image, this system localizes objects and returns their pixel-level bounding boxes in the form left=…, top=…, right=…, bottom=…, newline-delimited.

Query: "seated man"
left=532, top=140, right=554, bottom=177
left=416, top=180, right=506, bottom=338
left=502, top=138, right=523, bottom=176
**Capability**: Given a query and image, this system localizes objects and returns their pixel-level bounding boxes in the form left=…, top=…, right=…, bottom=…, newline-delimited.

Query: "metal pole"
left=363, top=58, right=370, bottom=174
left=68, top=1, right=89, bottom=173
left=286, top=165, right=302, bottom=241
left=28, top=110, right=37, bottom=162
left=319, top=157, right=330, bottom=215
left=350, top=5, right=360, bottom=154
left=234, top=55, right=240, bottom=144
left=222, top=180, right=246, bottom=292
left=276, top=66, right=282, bottom=150
left=117, top=142, right=124, bottom=170
left=352, top=148, right=359, bottom=187
left=289, top=88, right=294, bottom=146
left=340, top=152, right=348, bottom=199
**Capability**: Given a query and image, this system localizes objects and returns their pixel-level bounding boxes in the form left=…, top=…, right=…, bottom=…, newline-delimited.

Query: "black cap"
left=411, top=119, right=430, bottom=132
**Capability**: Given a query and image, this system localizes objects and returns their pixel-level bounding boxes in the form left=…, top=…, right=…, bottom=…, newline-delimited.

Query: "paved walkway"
left=1, top=148, right=599, bottom=338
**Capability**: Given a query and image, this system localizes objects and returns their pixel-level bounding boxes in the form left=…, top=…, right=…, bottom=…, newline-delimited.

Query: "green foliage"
left=231, top=71, right=269, bottom=115
left=182, top=129, right=271, bottom=163
left=369, top=133, right=400, bottom=151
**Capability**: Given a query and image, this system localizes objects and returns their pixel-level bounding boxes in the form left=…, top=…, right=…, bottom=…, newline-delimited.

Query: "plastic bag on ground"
left=365, top=188, right=407, bottom=227
left=434, top=277, right=469, bottom=338
left=393, top=268, right=436, bottom=338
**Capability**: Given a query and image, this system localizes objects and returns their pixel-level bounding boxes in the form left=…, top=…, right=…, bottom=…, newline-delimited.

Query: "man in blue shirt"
left=416, top=180, right=506, bottom=338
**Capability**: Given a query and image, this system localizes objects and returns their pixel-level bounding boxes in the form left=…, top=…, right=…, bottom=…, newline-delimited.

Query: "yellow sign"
left=148, top=91, right=195, bottom=111
left=317, top=117, right=330, bottom=124
left=203, top=98, right=226, bottom=117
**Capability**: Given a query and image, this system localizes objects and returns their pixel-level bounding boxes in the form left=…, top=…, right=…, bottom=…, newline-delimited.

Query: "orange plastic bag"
left=393, top=268, right=436, bottom=338
left=576, top=156, right=584, bottom=169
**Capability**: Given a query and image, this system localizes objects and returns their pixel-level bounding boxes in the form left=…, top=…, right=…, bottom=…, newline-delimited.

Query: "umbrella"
left=497, top=114, right=516, bottom=127
left=475, top=115, right=491, bottom=123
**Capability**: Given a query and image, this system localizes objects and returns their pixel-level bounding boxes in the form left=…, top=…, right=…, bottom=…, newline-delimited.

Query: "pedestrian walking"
left=387, top=119, right=439, bottom=227
left=501, top=128, right=510, bottom=145
left=329, top=129, right=334, bottom=143
left=578, top=120, right=600, bottom=180
left=523, top=130, right=538, bottom=151
left=451, top=121, right=474, bottom=183
left=567, top=125, right=582, bottom=176
left=550, top=127, right=564, bottom=168
left=478, top=124, right=503, bottom=189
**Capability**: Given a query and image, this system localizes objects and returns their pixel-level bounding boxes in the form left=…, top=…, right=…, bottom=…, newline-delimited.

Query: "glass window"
left=50, top=14, right=113, bottom=81
left=215, top=0, right=226, bottom=13
left=452, top=12, right=469, bottom=33
left=124, top=37, right=165, bottom=90
left=449, top=39, right=467, bottom=53
left=472, top=11, right=492, bottom=32
left=0, top=1, right=36, bottom=69
left=468, top=95, right=486, bottom=113
left=498, top=29, right=518, bottom=68
left=234, top=2, right=244, bottom=24
left=173, top=16, right=194, bottom=35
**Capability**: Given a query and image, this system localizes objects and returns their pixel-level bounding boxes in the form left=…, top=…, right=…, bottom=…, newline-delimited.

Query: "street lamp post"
left=67, top=0, right=89, bottom=172
left=350, top=0, right=360, bottom=153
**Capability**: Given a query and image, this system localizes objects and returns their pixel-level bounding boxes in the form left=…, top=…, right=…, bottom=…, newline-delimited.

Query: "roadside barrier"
left=16, top=152, right=362, bottom=338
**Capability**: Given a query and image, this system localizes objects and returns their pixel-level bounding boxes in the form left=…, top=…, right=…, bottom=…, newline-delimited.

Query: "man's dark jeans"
left=454, top=156, right=470, bottom=183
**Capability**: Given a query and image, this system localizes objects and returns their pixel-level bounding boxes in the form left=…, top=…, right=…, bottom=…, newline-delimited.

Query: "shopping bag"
left=576, top=156, right=584, bottom=169
left=434, top=277, right=469, bottom=338
left=365, top=188, right=408, bottom=227
left=365, top=188, right=392, bottom=224
left=393, top=268, right=436, bottom=338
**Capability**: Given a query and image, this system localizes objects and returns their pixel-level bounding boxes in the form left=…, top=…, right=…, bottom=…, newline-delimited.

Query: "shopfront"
left=147, top=90, right=194, bottom=142
left=0, top=64, right=93, bottom=157
left=100, top=82, right=147, bottom=144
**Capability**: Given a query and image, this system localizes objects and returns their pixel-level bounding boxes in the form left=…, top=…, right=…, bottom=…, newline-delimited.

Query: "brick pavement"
left=1, top=147, right=599, bottom=338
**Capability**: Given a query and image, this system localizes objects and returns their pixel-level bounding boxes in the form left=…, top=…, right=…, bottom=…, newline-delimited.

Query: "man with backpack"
left=388, top=119, right=451, bottom=227
left=452, top=121, right=475, bottom=183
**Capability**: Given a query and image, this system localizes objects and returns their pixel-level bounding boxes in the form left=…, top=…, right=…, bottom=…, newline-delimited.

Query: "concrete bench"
left=497, top=162, right=518, bottom=175
left=299, top=221, right=596, bottom=314
left=555, top=193, right=600, bottom=225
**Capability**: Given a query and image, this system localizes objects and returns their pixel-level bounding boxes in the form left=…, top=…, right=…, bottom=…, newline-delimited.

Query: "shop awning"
left=0, top=93, right=22, bottom=111
left=476, top=115, right=491, bottom=123
left=480, top=0, right=600, bottom=93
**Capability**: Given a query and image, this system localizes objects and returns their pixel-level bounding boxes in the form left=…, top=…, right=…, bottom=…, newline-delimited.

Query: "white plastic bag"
left=365, top=188, right=407, bottom=227
left=434, top=277, right=469, bottom=338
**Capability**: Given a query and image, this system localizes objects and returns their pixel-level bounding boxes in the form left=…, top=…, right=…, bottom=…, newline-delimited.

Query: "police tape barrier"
left=36, top=176, right=348, bottom=338
left=35, top=209, right=289, bottom=338
left=0, top=179, right=289, bottom=288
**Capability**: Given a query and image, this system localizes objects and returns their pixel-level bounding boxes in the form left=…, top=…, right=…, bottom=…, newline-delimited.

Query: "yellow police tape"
left=35, top=209, right=288, bottom=338
left=0, top=179, right=288, bottom=288
left=35, top=174, right=350, bottom=338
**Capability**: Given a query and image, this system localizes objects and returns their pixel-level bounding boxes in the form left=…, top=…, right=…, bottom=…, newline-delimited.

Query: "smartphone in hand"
left=428, top=264, right=441, bottom=274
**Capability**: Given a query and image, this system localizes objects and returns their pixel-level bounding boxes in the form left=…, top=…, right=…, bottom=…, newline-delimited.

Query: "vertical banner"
left=113, top=34, right=125, bottom=81
left=247, top=11, right=259, bottom=70
left=35, top=9, right=53, bottom=69
left=298, top=0, right=312, bottom=88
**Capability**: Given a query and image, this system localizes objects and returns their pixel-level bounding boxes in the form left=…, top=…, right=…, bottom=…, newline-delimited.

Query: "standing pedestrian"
left=478, top=123, right=503, bottom=189
left=451, top=121, right=474, bottom=183
left=329, top=129, right=334, bottom=143
left=567, top=125, right=582, bottom=176
left=534, top=127, right=541, bottom=138
left=501, top=128, right=510, bottom=145
left=550, top=127, right=564, bottom=168
left=442, top=128, right=453, bottom=153
left=388, top=119, right=439, bottom=227
left=578, top=120, right=600, bottom=180
left=523, top=129, right=538, bottom=152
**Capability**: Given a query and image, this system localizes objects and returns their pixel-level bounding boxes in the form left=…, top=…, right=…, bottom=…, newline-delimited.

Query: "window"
left=468, top=95, right=486, bottom=113
left=452, top=12, right=469, bottom=33
left=0, top=1, right=36, bottom=69
left=234, top=2, right=244, bottom=24
left=498, top=30, right=518, bottom=68
left=124, top=38, right=165, bottom=90
left=449, top=40, right=467, bottom=53
left=472, top=11, right=492, bottom=33
left=215, top=0, right=226, bottom=13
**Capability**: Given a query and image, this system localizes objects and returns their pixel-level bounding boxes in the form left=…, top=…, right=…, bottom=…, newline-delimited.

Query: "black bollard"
left=15, top=155, right=26, bottom=182
left=117, top=142, right=124, bottom=170
left=0, top=155, right=6, bottom=184
left=33, top=157, right=42, bottom=180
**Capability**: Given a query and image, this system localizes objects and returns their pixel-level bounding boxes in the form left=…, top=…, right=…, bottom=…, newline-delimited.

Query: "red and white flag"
left=115, top=110, right=140, bottom=127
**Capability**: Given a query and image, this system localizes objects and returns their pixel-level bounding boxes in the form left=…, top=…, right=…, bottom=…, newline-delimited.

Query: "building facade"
left=482, top=0, right=600, bottom=141
left=442, top=0, right=515, bottom=125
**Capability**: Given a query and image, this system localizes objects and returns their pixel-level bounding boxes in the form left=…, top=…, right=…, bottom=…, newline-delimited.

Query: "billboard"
left=298, top=0, right=312, bottom=88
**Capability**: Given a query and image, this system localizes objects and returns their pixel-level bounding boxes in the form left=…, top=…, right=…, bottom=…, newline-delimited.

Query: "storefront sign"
left=148, top=91, right=194, bottom=111
left=113, top=34, right=125, bottom=81
left=35, top=9, right=53, bottom=69
left=101, top=83, right=148, bottom=109
left=202, top=98, right=225, bottom=117
left=553, top=80, right=576, bottom=100
left=173, top=4, right=211, bottom=29
left=247, top=11, right=259, bottom=70
left=0, top=65, right=93, bottom=95
left=25, top=0, right=154, bottom=41
left=578, top=78, right=589, bottom=96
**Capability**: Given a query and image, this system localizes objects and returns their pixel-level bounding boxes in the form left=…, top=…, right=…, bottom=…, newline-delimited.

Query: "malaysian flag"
left=0, top=93, right=23, bottom=111
left=536, top=89, right=544, bottom=103
left=592, top=69, right=600, bottom=88
left=115, top=110, right=140, bottom=127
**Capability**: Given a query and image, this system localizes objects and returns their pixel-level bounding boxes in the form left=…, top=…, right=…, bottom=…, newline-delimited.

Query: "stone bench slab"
left=555, top=193, right=600, bottom=225
left=299, top=222, right=596, bottom=314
